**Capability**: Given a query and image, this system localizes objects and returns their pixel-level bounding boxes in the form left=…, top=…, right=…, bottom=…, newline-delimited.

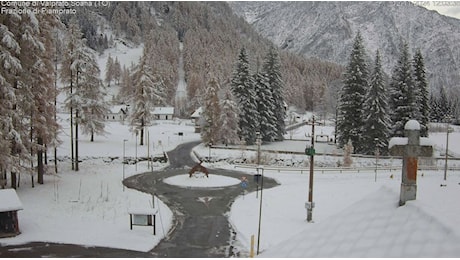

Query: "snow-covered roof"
left=191, top=107, right=202, bottom=118
left=0, top=189, right=23, bottom=212
left=152, top=107, right=174, bottom=115
left=109, top=105, right=127, bottom=114
left=128, top=207, right=158, bottom=215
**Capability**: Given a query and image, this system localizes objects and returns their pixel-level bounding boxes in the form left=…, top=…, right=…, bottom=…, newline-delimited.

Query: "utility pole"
left=305, top=116, right=316, bottom=222
left=444, top=120, right=451, bottom=181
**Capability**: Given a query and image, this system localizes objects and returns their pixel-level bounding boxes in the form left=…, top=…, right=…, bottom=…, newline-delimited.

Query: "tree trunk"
left=37, top=137, right=44, bottom=184
left=91, top=131, right=94, bottom=142
left=11, top=172, right=16, bottom=189
left=75, top=109, right=79, bottom=171
left=44, top=144, right=48, bottom=165
left=140, top=118, right=144, bottom=146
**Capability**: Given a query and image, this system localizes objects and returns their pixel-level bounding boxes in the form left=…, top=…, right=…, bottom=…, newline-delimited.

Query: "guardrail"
left=233, top=164, right=460, bottom=174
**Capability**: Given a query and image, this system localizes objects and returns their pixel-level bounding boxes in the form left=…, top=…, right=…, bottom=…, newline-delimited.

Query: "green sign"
left=305, top=147, right=315, bottom=156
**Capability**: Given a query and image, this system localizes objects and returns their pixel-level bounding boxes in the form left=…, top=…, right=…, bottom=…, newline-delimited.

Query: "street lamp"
left=305, top=116, right=316, bottom=222
left=374, top=137, right=379, bottom=182
left=123, top=139, right=128, bottom=191
left=444, top=118, right=452, bottom=181
left=208, top=142, right=212, bottom=162
left=255, top=132, right=264, bottom=255
left=256, top=165, right=264, bottom=255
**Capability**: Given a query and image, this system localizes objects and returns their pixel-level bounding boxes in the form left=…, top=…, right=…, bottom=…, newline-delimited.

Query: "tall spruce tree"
left=0, top=11, right=26, bottom=187
left=128, top=50, right=167, bottom=145
left=389, top=41, right=415, bottom=137
left=254, top=70, right=277, bottom=142
left=262, top=46, right=285, bottom=141
left=361, top=50, right=391, bottom=155
left=76, top=49, right=109, bottom=142
left=201, top=75, right=221, bottom=145
left=231, top=47, right=259, bottom=145
left=412, top=49, right=430, bottom=137
left=218, top=88, right=240, bottom=145
left=337, top=32, right=369, bottom=152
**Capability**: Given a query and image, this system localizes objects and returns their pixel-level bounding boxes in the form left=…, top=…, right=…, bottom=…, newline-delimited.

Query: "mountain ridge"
left=229, top=1, right=460, bottom=94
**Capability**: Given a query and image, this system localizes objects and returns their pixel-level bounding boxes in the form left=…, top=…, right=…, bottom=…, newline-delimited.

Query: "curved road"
left=0, top=141, right=278, bottom=257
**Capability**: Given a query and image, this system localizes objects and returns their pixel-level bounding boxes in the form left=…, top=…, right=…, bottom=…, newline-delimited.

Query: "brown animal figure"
left=189, top=160, right=209, bottom=178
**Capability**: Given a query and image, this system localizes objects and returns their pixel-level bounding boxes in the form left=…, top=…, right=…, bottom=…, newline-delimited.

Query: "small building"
left=152, top=107, right=174, bottom=120
left=0, top=189, right=23, bottom=238
left=191, top=107, right=203, bottom=133
left=106, top=105, right=129, bottom=122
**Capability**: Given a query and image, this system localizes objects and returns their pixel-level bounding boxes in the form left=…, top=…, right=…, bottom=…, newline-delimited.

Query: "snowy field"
left=2, top=43, right=460, bottom=256
left=0, top=115, right=201, bottom=252
left=2, top=112, right=460, bottom=257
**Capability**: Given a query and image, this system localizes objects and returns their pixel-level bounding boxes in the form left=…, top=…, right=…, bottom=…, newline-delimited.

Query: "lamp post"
left=256, top=132, right=264, bottom=255
left=123, top=139, right=127, bottom=191
left=375, top=137, right=379, bottom=182
left=444, top=118, right=452, bottom=181
left=208, top=142, right=212, bottom=162
left=135, top=130, right=138, bottom=171
left=305, top=116, right=316, bottom=222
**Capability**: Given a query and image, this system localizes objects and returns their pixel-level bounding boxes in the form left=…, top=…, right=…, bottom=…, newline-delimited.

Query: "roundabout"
left=163, top=173, right=241, bottom=188
left=123, top=141, right=279, bottom=257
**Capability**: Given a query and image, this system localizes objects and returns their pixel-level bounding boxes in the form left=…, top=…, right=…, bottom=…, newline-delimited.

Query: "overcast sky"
left=419, top=1, right=460, bottom=19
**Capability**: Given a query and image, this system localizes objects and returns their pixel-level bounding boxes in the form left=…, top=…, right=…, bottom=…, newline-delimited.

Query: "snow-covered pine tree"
left=337, top=32, right=369, bottom=152
left=118, top=65, right=132, bottom=103
left=361, top=50, right=391, bottom=155
left=201, top=75, right=221, bottom=145
left=76, top=49, right=109, bottom=142
left=21, top=11, right=61, bottom=184
left=254, top=70, right=277, bottom=142
left=61, top=20, right=84, bottom=170
left=231, top=47, right=259, bottom=145
left=412, top=49, right=430, bottom=137
left=113, top=57, right=122, bottom=85
left=389, top=41, right=416, bottom=137
left=0, top=12, right=25, bottom=188
left=105, top=53, right=114, bottom=87
left=262, top=46, right=285, bottom=141
left=128, top=50, right=167, bottom=145
left=218, top=88, right=240, bottom=145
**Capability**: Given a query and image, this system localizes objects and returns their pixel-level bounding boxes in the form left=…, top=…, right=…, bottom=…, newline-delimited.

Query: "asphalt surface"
left=0, top=141, right=279, bottom=257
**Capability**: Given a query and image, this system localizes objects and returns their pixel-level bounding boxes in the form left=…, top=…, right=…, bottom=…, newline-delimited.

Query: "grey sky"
left=419, top=1, right=460, bottom=19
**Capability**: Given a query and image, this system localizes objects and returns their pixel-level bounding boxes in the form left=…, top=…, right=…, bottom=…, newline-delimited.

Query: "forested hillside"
left=66, top=1, right=343, bottom=113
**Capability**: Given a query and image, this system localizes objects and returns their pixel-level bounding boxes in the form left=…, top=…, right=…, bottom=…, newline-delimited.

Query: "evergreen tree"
left=254, top=70, right=277, bottom=142
left=61, top=20, right=84, bottom=170
left=231, top=47, right=259, bottom=145
left=218, top=88, right=240, bottom=145
left=128, top=50, right=167, bottom=145
left=76, top=49, right=109, bottom=142
left=412, top=49, right=430, bottom=137
left=113, top=57, right=122, bottom=85
left=105, top=53, right=114, bottom=87
left=0, top=12, right=25, bottom=187
left=361, top=50, right=391, bottom=155
left=389, top=42, right=416, bottom=137
left=201, top=75, right=221, bottom=145
left=337, top=32, right=369, bottom=152
left=262, top=46, right=285, bottom=141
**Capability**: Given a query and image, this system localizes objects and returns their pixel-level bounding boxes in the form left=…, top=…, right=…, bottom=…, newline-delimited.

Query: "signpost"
left=128, top=208, right=158, bottom=235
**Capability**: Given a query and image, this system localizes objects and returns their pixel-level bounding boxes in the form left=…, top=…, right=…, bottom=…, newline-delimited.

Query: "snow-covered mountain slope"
left=229, top=1, right=460, bottom=92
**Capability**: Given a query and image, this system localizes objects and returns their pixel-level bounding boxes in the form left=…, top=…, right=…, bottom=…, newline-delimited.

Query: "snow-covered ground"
left=2, top=41, right=460, bottom=256
left=0, top=113, right=200, bottom=252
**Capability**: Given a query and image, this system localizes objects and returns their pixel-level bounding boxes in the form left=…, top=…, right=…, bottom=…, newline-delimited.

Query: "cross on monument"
left=389, top=120, right=433, bottom=206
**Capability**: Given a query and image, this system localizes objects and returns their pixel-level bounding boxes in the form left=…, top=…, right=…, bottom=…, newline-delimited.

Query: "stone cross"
left=389, top=120, right=433, bottom=206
